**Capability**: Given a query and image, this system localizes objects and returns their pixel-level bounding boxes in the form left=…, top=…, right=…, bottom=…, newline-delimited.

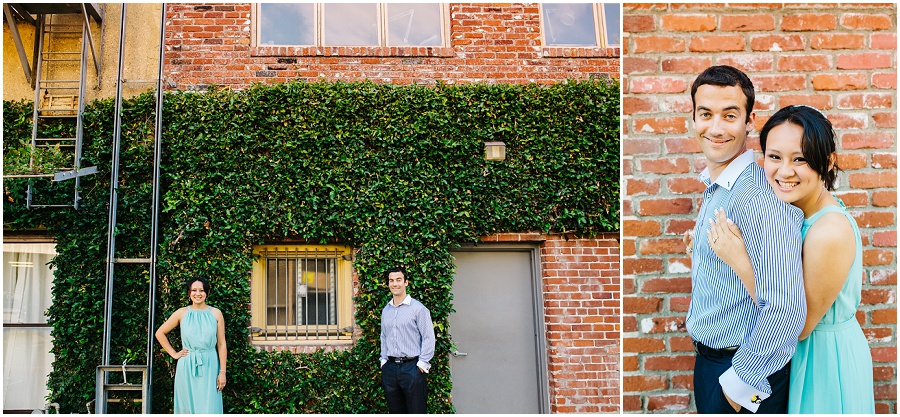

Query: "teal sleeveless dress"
left=787, top=204, right=874, bottom=413
left=174, top=306, right=223, bottom=413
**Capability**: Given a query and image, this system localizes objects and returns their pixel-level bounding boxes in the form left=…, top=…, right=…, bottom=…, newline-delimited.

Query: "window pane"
left=3, top=243, right=55, bottom=411
left=386, top=3, right=443, bottom=46
left=259, top=3, right=314, bottom=46
left=542, top=3, right=597, bottom=46
left=603, top=3, right=620, bottom=46
left=324, top=3, right=378, bottom=46
left=3, top=243, right=54, bottom=324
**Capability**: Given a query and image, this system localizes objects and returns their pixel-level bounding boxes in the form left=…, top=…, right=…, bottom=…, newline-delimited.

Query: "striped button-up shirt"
left=379, top=295, right=436, bottom=372
left=687, top=150, right=805, bottom=412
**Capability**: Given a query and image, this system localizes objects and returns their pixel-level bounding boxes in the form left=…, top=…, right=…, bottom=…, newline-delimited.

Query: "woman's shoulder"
left=209, top=306, right=225, bottom=319
left=170, top=306, right=190, bottom=319
left=804, top=209, right=856, bottom=250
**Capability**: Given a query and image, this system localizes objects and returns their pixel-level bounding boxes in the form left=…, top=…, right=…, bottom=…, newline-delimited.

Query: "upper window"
left=3, top=242, right=55, bottom=412
left=250, top=245, right=353, bottom=344
left=541, top=3, right=620, bottom=47
left=257, top=3, right=447, bottom=47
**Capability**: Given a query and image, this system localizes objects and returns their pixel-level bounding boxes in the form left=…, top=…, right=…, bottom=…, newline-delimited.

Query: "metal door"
left=449, top=248, right=548, bottom=413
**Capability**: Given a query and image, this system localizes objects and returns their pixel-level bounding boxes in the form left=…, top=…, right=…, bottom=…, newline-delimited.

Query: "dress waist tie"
left=813, top=317, right=859, bottom=332
left=186, top=348, right=213, bottom=377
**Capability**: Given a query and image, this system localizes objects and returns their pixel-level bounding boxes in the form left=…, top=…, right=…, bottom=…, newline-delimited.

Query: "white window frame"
left=3, top=240, right=56, bottom=413
left=254, top=3, right=450, bottom=48
left=540, top=3, right=621, bottom=48
left=250, top=244, right=353, bottom=344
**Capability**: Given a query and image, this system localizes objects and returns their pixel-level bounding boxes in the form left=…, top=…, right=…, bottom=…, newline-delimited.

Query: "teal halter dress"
left=174, top=306, right=223, bottom=413
left=787, top=204, right=874, bottom=413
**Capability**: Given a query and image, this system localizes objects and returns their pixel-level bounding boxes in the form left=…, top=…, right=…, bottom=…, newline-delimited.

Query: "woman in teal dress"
left=155, top=276, right=227, bottom=413
left=700, top=105, right=874, bottom=413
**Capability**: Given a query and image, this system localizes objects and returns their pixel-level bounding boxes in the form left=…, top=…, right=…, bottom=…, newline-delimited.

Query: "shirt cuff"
left=719, top=367, right=767, bottom=413
left=416, top=360, right=430, bottom=373
left=379, top=359, right=386, bottom=369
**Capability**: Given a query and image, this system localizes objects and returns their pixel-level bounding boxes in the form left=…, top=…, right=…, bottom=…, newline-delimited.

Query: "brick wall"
left=484, top=233, right=621, bottom=413
left=622, top=3, right=897, bottom=414
left=162, top=3, right=619, bottom=90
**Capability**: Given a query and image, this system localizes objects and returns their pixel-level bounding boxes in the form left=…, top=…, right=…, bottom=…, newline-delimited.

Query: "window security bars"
left=257, top=247, right=348, bottom=341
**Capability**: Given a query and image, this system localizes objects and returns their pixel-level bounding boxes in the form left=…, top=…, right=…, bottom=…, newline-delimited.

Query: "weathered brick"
left=639, top=157, right=692, bottom=174
left=837, top=53, right=893, bottom=70
left=841, top=13, right=893, bottom=30
left=721, top=14, right=775, bottom=31
left=872, top=190, right=897, bottom=207
left=781, top=13, right=836, bottom=31
left=778, top=54, right=831, bottom=72
left=623, top=138, right=661, bottom=155
left=626, top=178, right=662, bottom=196
left=646, top=394, right=690, bottom=411
left=624, top=374, right=668, bottom=392
left=624, top=14, right=656, bottom=33
left=842, top=133, right=895, bottom=150
left=717, top=55, right=774, bottom=72
left=667, top=177, right=706, bottom=195
left=811, top=73, right=868, bottom=91
left=837, top=93, right=893, bottom=109
left=638, top=198, right=694, bottom=215
left=633, top=36, right=687, bottom=53
left=631, top=76, right=688, bottom=94
left=622, top=297, right=665, bottom=314
left=754, top=74, right=807, bottom=92
left=689, top=35, right=744, bottom=52
left=872, top=153, right=897, bottom=169
left=633, top=117, right=689, bottom=134
left=660, top=14, right=717, bottom=31
left=750, top=34, right=805, bottom=51
left=624, top=219, right=662, bottom=237
left=641, top=277, right=692, bottom=294
left=811, top=33, right=866, bottom=50
left=836, top=153, right=869, bottom=170
left=662, top=56, right=713, bottom=74
left=778, top=94, right=833, bottom=110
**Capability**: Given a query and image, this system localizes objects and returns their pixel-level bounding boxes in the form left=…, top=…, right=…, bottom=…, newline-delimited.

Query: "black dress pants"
left=694, top=352, right=790, bottom=414
left=381, top=360, right=427, bottom=414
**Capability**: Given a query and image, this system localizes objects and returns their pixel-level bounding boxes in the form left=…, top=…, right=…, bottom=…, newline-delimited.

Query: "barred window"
left=256, top=3, right=448, bottom=47
left=541, top=3, right=621, bottom=47
left=250, top=245, right=353, bottom=343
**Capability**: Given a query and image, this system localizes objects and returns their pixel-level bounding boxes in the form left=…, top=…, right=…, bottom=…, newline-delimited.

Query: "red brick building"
left=622, top=3, right=897, bottom=414
left=161, top=3, right=621, bottom=413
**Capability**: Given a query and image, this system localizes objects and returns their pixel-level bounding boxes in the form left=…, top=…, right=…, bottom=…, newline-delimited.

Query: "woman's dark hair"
left=186, top=276, right=211, bottom=297
left=384, top=267, right=408, bottom=286
left=760, top=105, right=839, bottom=190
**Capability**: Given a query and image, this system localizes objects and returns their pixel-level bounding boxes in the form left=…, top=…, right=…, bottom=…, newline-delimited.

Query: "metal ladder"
left=24, top=7, right=101, bottom=208
left=96, top=3, right=167, bottom=414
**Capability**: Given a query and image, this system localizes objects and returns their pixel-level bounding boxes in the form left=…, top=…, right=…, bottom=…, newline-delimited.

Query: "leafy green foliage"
left=3, top=80, right=619, bottom=413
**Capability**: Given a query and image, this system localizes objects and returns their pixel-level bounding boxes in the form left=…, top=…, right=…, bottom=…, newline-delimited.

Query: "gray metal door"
left=449, top=248, right=548, bottom=413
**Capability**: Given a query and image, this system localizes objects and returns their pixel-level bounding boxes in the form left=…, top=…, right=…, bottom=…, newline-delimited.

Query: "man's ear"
left=745, top=111, right=756, bottom=134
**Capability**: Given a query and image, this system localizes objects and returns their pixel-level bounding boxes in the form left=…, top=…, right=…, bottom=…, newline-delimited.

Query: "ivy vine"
left=3, top=79, right=619, bottom=413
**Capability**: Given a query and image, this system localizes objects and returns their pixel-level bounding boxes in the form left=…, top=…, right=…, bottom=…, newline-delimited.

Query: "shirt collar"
left=698, top=149, right=755, bottom=190
left=387, top=294, right=412, bottom=308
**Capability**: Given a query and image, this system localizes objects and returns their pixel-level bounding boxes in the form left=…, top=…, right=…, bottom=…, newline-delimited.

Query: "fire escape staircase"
left=3, top=3, right=103, bottom=209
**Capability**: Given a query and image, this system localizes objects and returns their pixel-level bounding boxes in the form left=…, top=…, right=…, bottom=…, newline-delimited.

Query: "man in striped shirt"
left=379, top=266, right=436, bottom=413
left=686, top=65, right=806, bottom=413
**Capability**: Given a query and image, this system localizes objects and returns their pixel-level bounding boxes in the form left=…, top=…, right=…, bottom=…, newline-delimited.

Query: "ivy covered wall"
left=3, top=80, right=619, bottom=413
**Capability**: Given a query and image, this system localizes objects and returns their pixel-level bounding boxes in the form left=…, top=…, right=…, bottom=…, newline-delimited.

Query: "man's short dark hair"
left=760, top=105, right=839, bottom=191
left=385, top=267, right=408, bottom=285
left=691, top=65, right=756, bottom=122
left=186, top=276, right=211, bottom=297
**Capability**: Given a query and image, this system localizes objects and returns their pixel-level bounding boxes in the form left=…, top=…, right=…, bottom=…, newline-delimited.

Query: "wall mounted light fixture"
left=484, top=141, right=506, bottom=161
